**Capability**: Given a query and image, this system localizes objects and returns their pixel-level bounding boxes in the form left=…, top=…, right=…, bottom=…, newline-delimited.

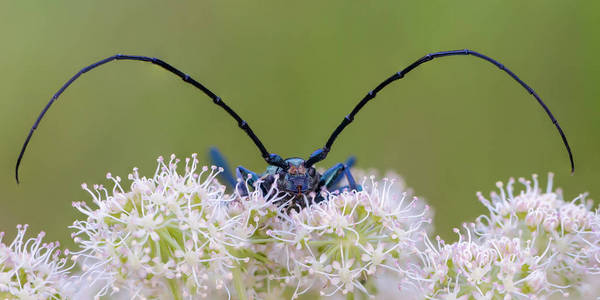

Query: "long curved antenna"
left=305, top=49, right=574, bottom=173
left=16, top=54, right=279, bottom=183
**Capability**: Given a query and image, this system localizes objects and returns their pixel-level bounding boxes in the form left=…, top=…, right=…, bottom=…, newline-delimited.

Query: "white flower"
left=0, top=225, right=72, bottom=299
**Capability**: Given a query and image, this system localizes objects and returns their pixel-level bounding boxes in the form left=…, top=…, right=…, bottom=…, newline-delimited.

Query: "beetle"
left=15, top=49, right=574, bottom=209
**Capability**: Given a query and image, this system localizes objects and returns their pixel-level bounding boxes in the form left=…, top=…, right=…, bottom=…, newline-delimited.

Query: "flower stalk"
left=232, top=263, right=247, bottom=300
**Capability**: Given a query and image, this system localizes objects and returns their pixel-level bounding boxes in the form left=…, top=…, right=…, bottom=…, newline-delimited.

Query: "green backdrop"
left=1, top=0, right=598, bottom=247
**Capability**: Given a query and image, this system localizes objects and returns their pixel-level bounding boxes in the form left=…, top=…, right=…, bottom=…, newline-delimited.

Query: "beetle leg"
left=313, top=193, right=327, bottom=204
left=209, top=147, right=236, bottom=189
left=320, top=161, right=362, bottom=193
left=328, top=156, right=356, bottom=189
left=330, top=167, right=362, bottom=193
left=319, top=163, right=345, bottom=190
left=320, top=156, right=358, bottom=190
left=236, top=166, right=260, bottom=196
left=343, top=165, right=361, bottom=191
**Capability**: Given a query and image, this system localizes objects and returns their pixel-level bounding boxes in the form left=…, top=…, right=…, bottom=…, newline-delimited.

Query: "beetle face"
left=278, top=158, right=319, bottom=194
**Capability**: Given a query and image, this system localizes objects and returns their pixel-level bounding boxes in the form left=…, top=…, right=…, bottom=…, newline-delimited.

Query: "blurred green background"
left=1, top=1, right=598, bottom=248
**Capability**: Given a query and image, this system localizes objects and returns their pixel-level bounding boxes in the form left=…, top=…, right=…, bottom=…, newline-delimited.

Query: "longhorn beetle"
left=16, top=50, right=574, bottom=209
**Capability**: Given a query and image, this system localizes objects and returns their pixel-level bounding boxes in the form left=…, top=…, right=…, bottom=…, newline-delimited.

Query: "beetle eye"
left=288, top=165, right=297, bottom=175
left=297, top=165, right=306, bottom=174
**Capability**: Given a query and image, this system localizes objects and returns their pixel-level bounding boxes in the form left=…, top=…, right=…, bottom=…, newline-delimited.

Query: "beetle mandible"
left=15, top=50, right=575, bottom=209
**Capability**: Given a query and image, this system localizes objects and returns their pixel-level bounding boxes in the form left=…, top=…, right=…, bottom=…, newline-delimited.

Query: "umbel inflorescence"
left=69, top=154, right=432, bottom=299
left=0, top=225, right=73, bottom=299
left=410, top=174, right=600, bottom=299
left=1, top=155, right=598, bottom=299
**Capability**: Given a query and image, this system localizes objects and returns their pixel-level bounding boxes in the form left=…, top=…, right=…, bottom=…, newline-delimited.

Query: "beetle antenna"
left=306, top=49, right=574, bottom=173
left=16, top=55, right=275, bottom=183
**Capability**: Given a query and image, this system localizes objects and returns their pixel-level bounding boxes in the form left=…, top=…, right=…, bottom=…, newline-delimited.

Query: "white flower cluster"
left=268, top=175, right=431, bottom=298
left=69, top=155, right=431, bottom=300
left=70, top=154, right=288, bottom=299
left=409, top=174, right=600, bottom=300
left=414, top=225, right=561, bottom=299
left=4, top=154, right=599, bottom=300
left=0, top=225, right=72, bottom=299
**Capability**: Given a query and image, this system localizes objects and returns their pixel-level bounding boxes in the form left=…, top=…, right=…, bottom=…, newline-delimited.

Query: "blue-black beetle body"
left=210, top=149, right=359, bottom=209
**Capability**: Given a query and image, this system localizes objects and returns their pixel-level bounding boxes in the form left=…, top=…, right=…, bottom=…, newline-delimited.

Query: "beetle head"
left=276, top=158, right=319, bottom=194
